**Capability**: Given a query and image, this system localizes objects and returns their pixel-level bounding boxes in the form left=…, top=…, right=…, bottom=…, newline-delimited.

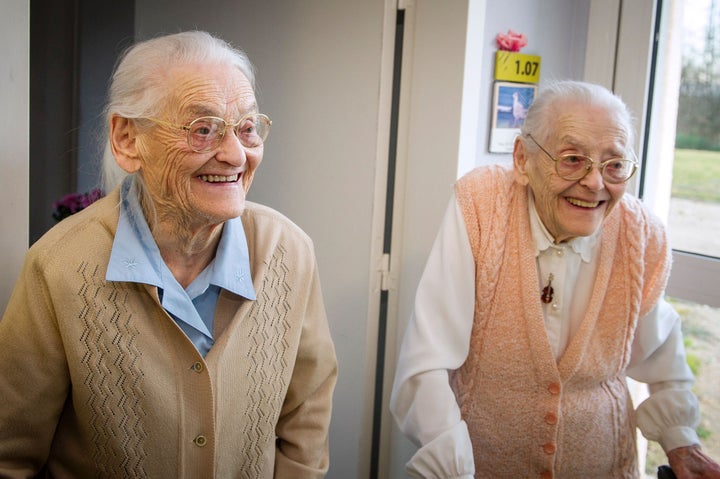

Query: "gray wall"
left=0, top=0, right=29, bottom=311
left=75, top=3, right=135, bottom=193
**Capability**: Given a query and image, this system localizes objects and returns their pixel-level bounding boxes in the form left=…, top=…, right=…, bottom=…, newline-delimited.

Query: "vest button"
left=192, top=361, right=204, bottom=373
left=547, top=382, right=561, bottom=395
left=193, top=435, right=207, bottom=447
left=544, top=412, right=558, bottom=425
left=543, top=442, right=556, bottom=455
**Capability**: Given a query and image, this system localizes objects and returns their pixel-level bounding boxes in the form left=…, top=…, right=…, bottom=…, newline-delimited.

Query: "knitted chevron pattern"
left=78, top=261, right=148, bottom=479
left=238, top=245, right=292, bottom=479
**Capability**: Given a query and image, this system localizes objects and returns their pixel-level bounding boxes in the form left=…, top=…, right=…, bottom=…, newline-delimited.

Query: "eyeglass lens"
left=556, top=155, right=635, bottom=183
left=187, top=115, right=270, bottom=152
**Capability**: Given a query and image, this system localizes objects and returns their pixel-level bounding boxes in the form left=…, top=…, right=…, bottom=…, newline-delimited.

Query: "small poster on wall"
left=489, top=81, right=537, bottom=153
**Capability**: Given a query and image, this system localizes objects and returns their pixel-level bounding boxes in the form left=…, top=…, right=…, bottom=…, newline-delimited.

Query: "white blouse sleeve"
left=628, top=299, right=701, bottom=452
left=390, top=194, right=476, bottom=478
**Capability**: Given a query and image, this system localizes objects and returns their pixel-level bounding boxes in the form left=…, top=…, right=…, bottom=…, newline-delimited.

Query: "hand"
left=668, top=445, right=720, bottom=479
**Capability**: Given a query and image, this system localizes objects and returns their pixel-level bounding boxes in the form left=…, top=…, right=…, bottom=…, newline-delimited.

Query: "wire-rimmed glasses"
left=141, top=113, right=272, bottom=153
left=526, top=133, right=638, bottom=184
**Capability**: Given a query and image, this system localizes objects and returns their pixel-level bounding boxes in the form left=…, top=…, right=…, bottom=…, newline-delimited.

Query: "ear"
left=513, top=135, right=530, bottom=186
left=110, top=115, right=142, bottom=173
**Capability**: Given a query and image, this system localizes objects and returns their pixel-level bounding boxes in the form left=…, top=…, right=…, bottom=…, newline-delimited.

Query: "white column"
left=0, top=0, right=30, bottom=311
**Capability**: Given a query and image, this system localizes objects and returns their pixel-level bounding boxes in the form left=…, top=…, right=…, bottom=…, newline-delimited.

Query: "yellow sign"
left=495, top=51, right=541, bottom=84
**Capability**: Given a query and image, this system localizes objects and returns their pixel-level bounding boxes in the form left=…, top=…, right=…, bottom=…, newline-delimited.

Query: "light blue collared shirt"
left=106, top=178, right=256, bottom=357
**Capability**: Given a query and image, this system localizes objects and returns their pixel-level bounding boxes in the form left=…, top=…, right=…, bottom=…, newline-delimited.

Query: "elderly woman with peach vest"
left=0, top=31, right=337, bottom=478
left=391, top=81, right=720, bottom=479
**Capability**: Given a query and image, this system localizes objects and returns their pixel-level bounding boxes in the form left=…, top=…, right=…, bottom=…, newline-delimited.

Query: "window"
left=633, top=0, right=720, bottom=474
left=589, top=0, right=720, bottom=475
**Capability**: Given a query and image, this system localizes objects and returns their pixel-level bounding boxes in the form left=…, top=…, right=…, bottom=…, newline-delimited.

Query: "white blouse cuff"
left=405, top=421, right=475, bottom=479
left=636, top=388, right=701, bottom=452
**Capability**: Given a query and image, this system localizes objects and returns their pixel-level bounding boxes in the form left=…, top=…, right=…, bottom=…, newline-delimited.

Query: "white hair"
left=100, top=31, right=257, bottom=193
left=520, top=80, right=636, bottom=153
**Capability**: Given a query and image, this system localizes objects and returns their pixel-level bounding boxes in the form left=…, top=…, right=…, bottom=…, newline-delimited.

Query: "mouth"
left=566, top=197, right=602, bottom=208
left=197, top=173, right=240, bottom=183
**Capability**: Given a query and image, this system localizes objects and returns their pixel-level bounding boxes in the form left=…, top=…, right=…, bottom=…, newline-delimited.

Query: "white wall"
left=0, top=0, right=29, bottom=311
left=472, top=0, right=590, bottom=170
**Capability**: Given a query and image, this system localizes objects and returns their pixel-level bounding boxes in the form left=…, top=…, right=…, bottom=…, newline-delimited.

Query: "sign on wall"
left=489, top=32, right=541, bottom=153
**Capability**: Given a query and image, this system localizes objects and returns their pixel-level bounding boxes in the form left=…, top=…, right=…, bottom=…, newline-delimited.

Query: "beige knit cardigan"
left=0, top=187, right=338, bottom=479
left=450, top=165, right=670, bottom=478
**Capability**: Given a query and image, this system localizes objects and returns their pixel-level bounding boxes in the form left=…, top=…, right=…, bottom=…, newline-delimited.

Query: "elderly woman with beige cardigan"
left=390, top=81, right=720, bottom=479
left=0, top=31, right=337, bottom=478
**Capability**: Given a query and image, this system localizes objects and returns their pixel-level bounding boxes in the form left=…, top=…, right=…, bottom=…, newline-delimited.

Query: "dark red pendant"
left=541, top=273, right=554, bottom=304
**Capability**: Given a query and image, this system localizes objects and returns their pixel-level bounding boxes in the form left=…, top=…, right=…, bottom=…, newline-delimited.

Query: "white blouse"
left=390, top=192, right=700, bottom=478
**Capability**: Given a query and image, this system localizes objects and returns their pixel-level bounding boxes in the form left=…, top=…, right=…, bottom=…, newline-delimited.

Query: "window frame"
left=586, top=0, right=720, bottom=308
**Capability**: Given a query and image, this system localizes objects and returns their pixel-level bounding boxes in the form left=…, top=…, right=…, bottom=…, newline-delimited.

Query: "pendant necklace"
left=541, top=273, right=554, bottom=304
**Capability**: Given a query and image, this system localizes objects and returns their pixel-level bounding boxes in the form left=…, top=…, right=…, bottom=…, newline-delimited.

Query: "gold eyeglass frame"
left=525, top=133, right=638, bottom=184
left=140, top=113, right=272, bottom=153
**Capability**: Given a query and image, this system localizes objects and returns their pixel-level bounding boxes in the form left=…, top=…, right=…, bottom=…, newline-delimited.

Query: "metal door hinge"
left=380, top=253, right=391, bottom=291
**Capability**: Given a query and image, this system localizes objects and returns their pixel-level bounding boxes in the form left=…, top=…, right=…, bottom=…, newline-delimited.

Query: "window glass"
left=644, top=0, right=720, bottom=475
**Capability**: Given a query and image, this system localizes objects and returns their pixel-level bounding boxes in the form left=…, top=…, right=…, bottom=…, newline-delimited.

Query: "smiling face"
left=514, top=99, right=630, bottom=243
left=137, top=62, right=262, bottom=229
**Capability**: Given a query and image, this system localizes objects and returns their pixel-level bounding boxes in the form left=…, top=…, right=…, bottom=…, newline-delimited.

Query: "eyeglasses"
left=526, top=134, right=638, bottom=184
left=141, top=113, right=272, bottom=153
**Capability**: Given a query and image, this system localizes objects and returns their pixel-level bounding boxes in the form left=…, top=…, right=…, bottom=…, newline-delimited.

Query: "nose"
left=579, top=165, right=605, bottom=190
left=215, top=128, right=249, bottom=166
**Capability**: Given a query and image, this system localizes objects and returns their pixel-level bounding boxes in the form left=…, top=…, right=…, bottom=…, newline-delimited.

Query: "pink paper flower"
left=496, top=30, right=528, bottom=52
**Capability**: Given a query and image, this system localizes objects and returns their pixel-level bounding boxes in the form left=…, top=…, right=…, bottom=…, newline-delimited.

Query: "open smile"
left=566, top=197, right=603, bottom=208
left=197, top=173, right=240, bottom=183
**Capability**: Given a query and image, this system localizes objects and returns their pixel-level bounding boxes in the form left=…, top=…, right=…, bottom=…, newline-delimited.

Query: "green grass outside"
left=672, top=149, right=720, bottom=202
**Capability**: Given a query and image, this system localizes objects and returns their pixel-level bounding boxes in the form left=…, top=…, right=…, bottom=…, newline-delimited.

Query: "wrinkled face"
left=138, top=63, right=262, bottom=227
left=515, top=100, right=630, bottom=243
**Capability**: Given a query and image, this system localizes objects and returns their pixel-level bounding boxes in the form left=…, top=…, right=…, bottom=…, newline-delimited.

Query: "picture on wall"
left=489, top=81, right=538, bottom=153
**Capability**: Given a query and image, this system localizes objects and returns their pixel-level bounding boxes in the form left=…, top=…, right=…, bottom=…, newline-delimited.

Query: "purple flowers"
left=52, top=188, right=104, bottom=222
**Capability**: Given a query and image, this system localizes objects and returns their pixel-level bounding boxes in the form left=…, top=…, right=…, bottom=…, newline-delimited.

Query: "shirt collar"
left=106, top=177, right=256, bottom=300
left=527, top=190, right=599, bottom=262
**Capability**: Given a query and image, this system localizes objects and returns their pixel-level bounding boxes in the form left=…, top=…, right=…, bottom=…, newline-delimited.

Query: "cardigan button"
left=193, top=435, right=208, bottom=447
left=544, top=412, right=558, bottom=425
left=192, top=362, right=204, bottom=373
left=543, top=442, right=556, bottom=455
left=547, top=382, right=561, bottom=395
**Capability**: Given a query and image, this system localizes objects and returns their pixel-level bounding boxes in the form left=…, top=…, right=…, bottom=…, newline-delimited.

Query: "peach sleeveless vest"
left=450, top=165, right=670, bottom=478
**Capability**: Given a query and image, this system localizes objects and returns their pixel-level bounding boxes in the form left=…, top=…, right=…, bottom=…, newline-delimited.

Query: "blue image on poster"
left=494, top=82, right=537, bottom=129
